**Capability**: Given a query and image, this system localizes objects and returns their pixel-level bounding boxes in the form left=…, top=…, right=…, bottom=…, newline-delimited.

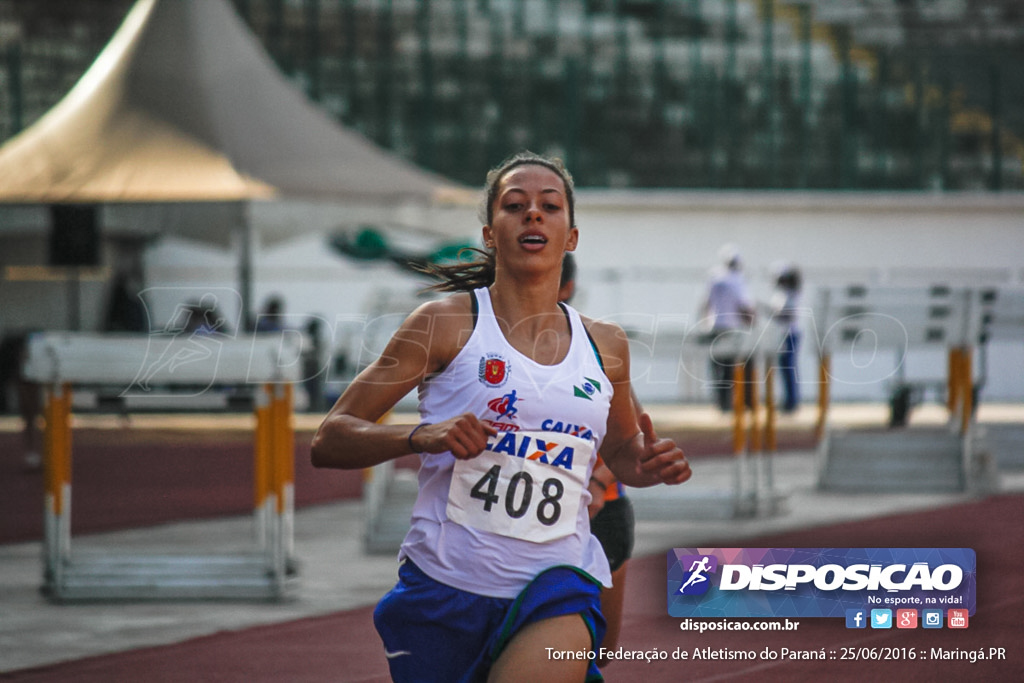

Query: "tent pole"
left=239, top=201, right=254, bottom=332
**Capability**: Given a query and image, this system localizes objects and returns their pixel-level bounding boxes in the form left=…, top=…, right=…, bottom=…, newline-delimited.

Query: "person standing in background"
left=700, top=244, right=755, bottom=411
left=302, top=317, right=328, bottom=413
left=770, top=263, right=803, bottom=413
left=254, top=295, right=286, bottom=333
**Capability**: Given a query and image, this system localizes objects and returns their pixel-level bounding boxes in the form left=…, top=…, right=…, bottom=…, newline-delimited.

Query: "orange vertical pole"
left=44, top=384, right=72, bottom=516
left=44, top=387, right=61, bottom=515
left=815, top=354, right=830, bottom=443
left=269, top=384, right=281, bottom=513
left=732, top=364, right=746, bottom=455
left=748, top=362, right=762, bottom=452
left=268, top=385, right=278, bottom=512
left=764, top=364, right=777, bottom=452
left=947, top=347, right=962, bottom=416
left=60, top=384, right=72, bottom=504
left=960, top=348, right=973, bottom=434
left=274, top=384, right=295, bottom=515
left=269, top=383, right=295, bottom=574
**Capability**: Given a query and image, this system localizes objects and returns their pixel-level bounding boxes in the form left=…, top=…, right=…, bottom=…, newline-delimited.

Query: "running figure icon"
left=679, top=556, right=712, bottom=593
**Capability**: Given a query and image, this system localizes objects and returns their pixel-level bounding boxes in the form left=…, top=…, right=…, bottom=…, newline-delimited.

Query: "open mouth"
left=518, top=233, right=548, bottom=246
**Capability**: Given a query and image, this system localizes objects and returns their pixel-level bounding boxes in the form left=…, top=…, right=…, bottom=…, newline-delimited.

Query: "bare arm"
left=585, top=318, right=692, bottom=488
left=310, top=296, right=495, bottom=470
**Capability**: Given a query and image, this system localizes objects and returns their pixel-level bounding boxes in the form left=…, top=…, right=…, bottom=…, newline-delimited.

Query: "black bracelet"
left=407, top=423, right=430, bottom=452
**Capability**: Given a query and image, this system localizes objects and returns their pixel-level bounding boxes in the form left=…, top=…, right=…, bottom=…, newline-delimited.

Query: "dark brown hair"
left=421, top=151, right=576, bottom=293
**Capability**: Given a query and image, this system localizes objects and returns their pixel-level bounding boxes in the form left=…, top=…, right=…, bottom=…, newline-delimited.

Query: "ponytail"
left=418, top=248, right=495, bottom=293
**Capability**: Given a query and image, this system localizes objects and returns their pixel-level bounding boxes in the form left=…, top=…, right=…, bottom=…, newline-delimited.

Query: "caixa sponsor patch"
left=667, top=548, right=976, bottom=618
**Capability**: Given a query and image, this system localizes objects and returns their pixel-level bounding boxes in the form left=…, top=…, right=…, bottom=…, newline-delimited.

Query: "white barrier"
left=810, top=286, right=997, bottom=493
left=24, top=332, right=301, bottom=601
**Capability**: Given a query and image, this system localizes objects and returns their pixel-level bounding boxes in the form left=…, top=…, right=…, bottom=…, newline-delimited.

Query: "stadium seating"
left=0, top=0, right=1020, bottom=190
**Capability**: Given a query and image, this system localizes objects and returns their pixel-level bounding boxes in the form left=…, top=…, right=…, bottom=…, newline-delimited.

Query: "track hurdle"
left=23, top=331, right=302, bottom=601
left=721, top=322, right=787, bottom=517
left=626, top=323, right=786, bottom=523
left=812, top=285, right=987, bottom=493
left=973, top=287, right=1024, bottom=472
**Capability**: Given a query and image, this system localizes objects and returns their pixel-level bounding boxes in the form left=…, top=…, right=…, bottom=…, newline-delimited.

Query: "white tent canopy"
left=0, top=0, right=475, bottom=328
left=0, top=0, right=467, bottom=208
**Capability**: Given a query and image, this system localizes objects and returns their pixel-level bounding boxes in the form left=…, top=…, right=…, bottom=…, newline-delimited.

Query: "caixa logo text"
left=718, top=562, right=963, bottom=592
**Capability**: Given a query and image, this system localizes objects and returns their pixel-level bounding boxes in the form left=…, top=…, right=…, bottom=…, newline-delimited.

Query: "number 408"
left=469, top=464, right=564, bottom=526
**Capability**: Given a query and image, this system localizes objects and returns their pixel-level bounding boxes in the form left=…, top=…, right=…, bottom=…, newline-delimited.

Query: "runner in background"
left=558, top=252, right=638, bottom=668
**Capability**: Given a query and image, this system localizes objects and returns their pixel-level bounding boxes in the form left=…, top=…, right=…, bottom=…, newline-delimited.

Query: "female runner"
left=312, top=151, right=691, bottom=682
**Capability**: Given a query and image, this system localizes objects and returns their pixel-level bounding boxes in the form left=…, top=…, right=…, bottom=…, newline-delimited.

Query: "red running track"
left=4, top=493, right=1021, bottom=682
left=1, top=426, right=815, bottom=544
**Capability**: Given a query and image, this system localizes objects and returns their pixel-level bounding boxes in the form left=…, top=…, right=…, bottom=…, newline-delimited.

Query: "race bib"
left=447, top=430, right=594, bottom=544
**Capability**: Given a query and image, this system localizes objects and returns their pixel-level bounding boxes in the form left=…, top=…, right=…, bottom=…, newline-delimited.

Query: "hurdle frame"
left=25, top=332, right=301, bottom=601
left=812, top=285, right=990, bottom=492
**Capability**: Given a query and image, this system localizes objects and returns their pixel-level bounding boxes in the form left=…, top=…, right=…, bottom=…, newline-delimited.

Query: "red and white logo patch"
left=479, top=353, right=510, bottom=387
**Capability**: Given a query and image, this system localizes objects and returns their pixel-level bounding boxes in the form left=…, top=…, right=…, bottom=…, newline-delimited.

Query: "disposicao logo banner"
left=667, top=548, right=976, bottom=618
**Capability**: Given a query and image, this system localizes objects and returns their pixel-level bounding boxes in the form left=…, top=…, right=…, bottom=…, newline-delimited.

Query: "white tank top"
left=400, top=287, right=614, bottom=597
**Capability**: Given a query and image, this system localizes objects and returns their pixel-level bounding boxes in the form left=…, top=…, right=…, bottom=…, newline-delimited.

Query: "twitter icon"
left=870, top=609, right=893, bottom=629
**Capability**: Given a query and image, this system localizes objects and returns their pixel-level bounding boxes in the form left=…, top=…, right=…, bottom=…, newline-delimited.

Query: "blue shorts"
left=374, top=560, right=606, bottom=682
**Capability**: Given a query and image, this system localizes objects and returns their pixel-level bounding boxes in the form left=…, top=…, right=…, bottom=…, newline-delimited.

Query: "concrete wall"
left=3, top=191, right=1023, bottom=405
left=567, top=191, right=1024, bottom=403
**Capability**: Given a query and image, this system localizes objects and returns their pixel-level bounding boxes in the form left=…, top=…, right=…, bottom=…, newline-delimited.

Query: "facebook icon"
left=845, top=609, right=866, bottom=629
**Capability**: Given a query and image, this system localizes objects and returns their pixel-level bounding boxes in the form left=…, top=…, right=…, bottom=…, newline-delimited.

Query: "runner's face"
left=483, top=164, right=577, bottom=274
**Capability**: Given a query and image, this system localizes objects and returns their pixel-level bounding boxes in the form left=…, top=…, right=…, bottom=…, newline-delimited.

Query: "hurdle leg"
left=749, top=362, right=762, bottom=452
left=764, top=361, right=777, bottom=452
left=947, top=347, right=962, bottom=419
left=959, top=348, right=973, bottom=434
left=814, top=354, right=831, bottom=443
left=43, top=383, right=72, bottom=592
left=731, top=364, right=747, bottom=511
left=762, top=358, right=778, bottom=512
left=275, top=384, right=295, bottom=571
left=732, top=363, right=746, bottom=455
left=266, top=383, right=295, bottom=590
left=254, top=384, right=272, bottom=551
